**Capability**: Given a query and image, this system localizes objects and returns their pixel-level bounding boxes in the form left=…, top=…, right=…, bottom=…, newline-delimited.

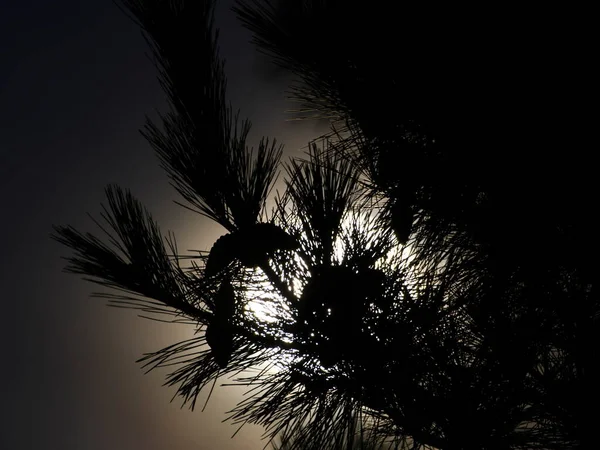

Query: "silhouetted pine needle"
left=225, top=134, right=285, bottom=228
left=117, top=0, right=285, bottom=232
left=52, top=185, right=208, bottom=322
left=283, top=142, right=360, bottom=266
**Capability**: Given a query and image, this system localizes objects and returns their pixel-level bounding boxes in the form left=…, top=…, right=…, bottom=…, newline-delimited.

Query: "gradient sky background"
left=1, top=1, right=326, bottom=448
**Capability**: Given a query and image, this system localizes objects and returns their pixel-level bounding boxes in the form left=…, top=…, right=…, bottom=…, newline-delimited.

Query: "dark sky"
left=0, top=1, right=324, bottom=448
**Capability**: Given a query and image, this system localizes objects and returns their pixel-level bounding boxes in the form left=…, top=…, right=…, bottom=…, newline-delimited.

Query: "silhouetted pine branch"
left=51, top=1, right=599, bottom=449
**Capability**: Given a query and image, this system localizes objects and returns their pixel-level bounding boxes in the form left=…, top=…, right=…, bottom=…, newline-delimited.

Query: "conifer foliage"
left=53, top=1, right=597, bottom=449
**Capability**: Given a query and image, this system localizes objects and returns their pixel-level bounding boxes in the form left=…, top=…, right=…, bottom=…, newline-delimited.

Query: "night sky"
left=1, top=1, right=325, bottom=448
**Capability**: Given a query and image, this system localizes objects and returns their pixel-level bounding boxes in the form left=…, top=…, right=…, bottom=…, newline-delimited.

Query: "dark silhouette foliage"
left=53, top=1, right=597, bottom=449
